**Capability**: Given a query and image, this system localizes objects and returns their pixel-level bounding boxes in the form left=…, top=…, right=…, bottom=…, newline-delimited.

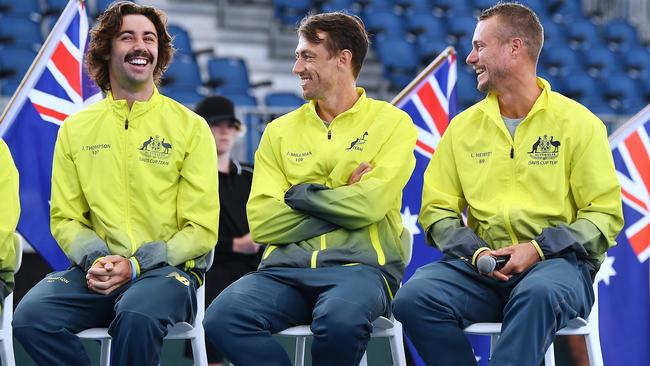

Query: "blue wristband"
left=129, top=258, right=137, bottom=281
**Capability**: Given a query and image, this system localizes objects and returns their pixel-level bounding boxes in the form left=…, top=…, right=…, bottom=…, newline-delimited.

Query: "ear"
left=511, top=38, right=524, bottom=57
left=338, top=49, right=353, bottom=69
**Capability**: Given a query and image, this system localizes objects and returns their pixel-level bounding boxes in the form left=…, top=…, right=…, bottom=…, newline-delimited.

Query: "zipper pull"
left=125, top=119, right=129, bottom=130
left=327, top=130, right=331, bottom=140
left=510, top=146, right=514, bottom=159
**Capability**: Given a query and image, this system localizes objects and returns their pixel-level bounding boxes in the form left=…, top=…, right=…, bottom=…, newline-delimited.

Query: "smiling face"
left=108, top=14, right=158, bottom=92
left=292, top=32, right=339, bottom=101
left=466, top=16, right=511, bottom=93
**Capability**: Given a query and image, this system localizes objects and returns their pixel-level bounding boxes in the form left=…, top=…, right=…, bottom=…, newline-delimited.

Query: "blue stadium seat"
left=432, top=0, right=473, bottom=18
left=207, top=57, right=252, bottom=95
left=583, top=46, right=620, bottom=78
left=550, top=0, right=584, bottom=24
left=565, top=19, right=600, bottom=50
left=416, top=36, right=448, bottom=65
left=446, top=16, right=476, bottom=45
left=43, top=0, right=69, bottom=15
left=0, top=16, right=43, bottom=48
left=542, top=21, right=565, bottom=45
left=363, top=11, right=405, bottom=40
left=361, top=0, right=394, bottom=12
left=0, top=47, right=38, bottom=96
left=397, top=0, right=432, bottom=12
left=0, top=0, right=41, bottom=17
left=405, top=13, right=446, bottom=38
left=221, top=92, right=258, bottom=107
left=321, top=0, right=360, bottom=15
left=602, top=73, right=644, bottom=114
left=265, top=92, right=305, bottom=108
left=560, top=72, right=600, bottom=103
left=375, top=38, right=419, bottom=90
left=162, top=88, right=204, bottom=107
left=603, top=20, right=639, bottom=52
left=623, top=46, right=650, bottom=80
left=540, top=45, right=581, bottom=78
left=162, top=54, right=203, bottom=91
left=273, top=0, right=312, bottom=27
left=168, top=24, right=194, bottom=58
left=537, top=71, right=563, bottom=94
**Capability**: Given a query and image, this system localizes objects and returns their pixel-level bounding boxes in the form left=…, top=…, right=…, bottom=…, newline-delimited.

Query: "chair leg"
left=359, top=351, right=368, bottom=366
left=585, top=333, right=604, bottom=366
left=294, top=336, right=306, bottom=366
left=544, top=342, right=556, bottom=366
left=100, top=339, right=111, bottom=366
left=0, top=338, right=16, bottom=366
left=191, top=332, right=209, bottom=366
left=388, top=322, right=407, bottom=366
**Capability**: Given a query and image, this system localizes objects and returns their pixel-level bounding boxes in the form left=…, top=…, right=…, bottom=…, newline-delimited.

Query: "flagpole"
left=391, top=46, right=456, bottom=106
left=0, top=0, right=83, bottom=128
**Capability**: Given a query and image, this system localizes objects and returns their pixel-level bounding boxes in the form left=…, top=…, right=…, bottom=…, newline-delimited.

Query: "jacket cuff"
left=471, top=247, right=491, bottom=266
left=530, top=240, right=545, bottom=260
left=534, top=225, right=588, bottom=259
left=284, top=183, right=329, bottom=211
left=132, top=241, right=167, bottom=273
left=79, top=239, right=111, bottom=272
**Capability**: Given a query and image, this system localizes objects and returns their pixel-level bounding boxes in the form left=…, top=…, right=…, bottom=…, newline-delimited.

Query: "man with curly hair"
left=13, top=2, right=219, bottom=365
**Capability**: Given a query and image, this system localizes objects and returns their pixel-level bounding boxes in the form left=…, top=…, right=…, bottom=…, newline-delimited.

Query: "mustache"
left=124, top=50, right=153, bottom=63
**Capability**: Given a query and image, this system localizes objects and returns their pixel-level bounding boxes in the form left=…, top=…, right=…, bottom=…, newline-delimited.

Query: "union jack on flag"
left=0, top=0, right=101, bottom=270
left=599, top=106, right=650, bottom=366
left=612, top=117, right=650, bottom=261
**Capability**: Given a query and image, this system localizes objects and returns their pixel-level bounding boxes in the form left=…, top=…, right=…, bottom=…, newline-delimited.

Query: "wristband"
left=128, top=258, right=137, bottom=281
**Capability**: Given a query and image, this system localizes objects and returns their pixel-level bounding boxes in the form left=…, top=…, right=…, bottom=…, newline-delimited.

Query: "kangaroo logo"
left=139, top=136, right=154, bottom=151
left=346, top=131, right=368, bottom=151
left=528, top=134, right=560, bottom=165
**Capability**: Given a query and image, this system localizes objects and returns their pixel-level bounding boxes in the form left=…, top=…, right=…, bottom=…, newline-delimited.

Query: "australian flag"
left=599, top=105, right=650, bottom=366
left=0, top=0, right=101, bottom=270
left=394, top=48, right=492, bottom=365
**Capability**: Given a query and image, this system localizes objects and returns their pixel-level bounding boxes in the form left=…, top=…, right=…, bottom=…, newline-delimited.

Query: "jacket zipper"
left=123, top=118, right=136, bottom=253
left=327, top=130, right=331, bottom=140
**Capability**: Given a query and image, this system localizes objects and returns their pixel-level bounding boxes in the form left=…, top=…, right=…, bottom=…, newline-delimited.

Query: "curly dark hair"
left=85, top=1, right=174, bottom=91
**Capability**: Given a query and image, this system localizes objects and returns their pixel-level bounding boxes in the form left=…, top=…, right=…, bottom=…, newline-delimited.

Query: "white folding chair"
left=252, top=228, right=414, bottom=366
left=76, top=250, right=214, bottom=366
left=0, top=234, right=24, bottom=366
left=463, top=270, right=603, bottom=366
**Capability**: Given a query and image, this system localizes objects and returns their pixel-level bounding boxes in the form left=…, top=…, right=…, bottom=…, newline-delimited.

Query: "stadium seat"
left=167, top=24, right=194, bottom=58
left=565, top=19, right=600, bottom=50
left=0, top=47, right=38, bottom=96
left=320, top=0, right=360, bottom=15
left=396, top=0, right=432, bottom=13
left=432, top=0, right=473, bottom=18
left=0, top=0, right=41, bottom=17
left=583, top=46, right=620, bottom=78
left=0, top=235, right=23, bottom=366
left=76, top=251, right=214, bottom=366
left=603, top=20, right=639, bottom=52
left=622, top=46, right=650, bottom=79
left=550, top=0, right=584, bottom=24
left=541, top=21, right=565, bottom=45
left=264, top=92, right=304, bottom=108
left=162, top=54, right=203, bottom=91
left=207, top=57, right=253, bottom=95
left=416, top=36, right=449, bottom=65
left=42, top=0, right=69, bottom=15
left=0, top=16, right=43, bottom=48
left=362, top=11, right=405, bottom=40
left=273, top=0, right=312, bottom=27
left=405, top=13, right=446, bottom=38
left=456, top=68, right=483, bottom=110
left=561, top=72, right=599, bottom=103
left=602, top=73, right=644, bottom=114
left=540, top=45, right=581, bottom=78
left=446, top=16, right=476, bottom=45
left=221, top=92, right=258, bottom=107
left=375, top=38, right=419, bottom=90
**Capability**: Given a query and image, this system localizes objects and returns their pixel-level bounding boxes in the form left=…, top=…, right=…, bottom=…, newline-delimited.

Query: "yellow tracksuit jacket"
left=50, top=88, right=219, bottom=279
left=0, top=138, right=18, bottom=300
left=419, top=78, right=624, bottom=271
left=247, top=88, right=417, bottom=293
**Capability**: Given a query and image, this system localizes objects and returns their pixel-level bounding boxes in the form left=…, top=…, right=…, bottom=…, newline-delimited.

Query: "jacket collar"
left=107, top=86, right=163, bottom=126
left=477, top=77, right=551, bottom=127
left=305, top=87, right=368, bottom=123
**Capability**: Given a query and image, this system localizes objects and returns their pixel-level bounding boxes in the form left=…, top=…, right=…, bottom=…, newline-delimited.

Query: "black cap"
left=194, top=96, right=243, bottom=130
